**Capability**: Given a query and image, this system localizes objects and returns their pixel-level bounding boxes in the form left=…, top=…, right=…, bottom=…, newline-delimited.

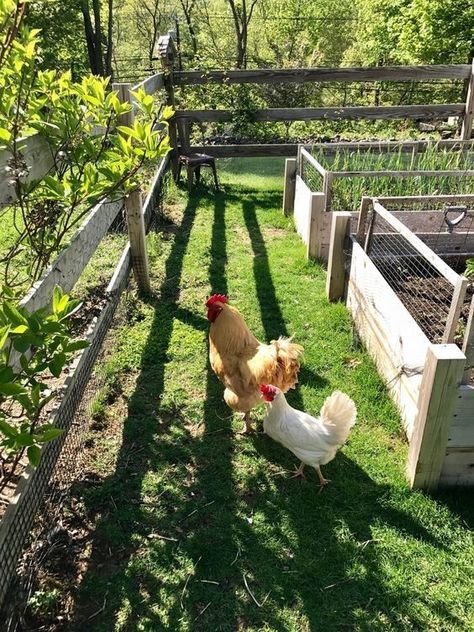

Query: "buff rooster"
left=260, top=385, right=357, bottom=487
left=206, top=294, right=303, bottom=434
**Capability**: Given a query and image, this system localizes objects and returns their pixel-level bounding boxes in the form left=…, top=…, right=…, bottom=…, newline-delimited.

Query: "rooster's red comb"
left=206, top=294, right=228, bottom=308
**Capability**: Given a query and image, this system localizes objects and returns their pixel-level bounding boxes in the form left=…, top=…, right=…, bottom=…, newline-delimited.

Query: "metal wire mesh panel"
left=366, top=211, right=456, bottom=343
left=0, top=163, right=170, bottom=623
left=301, top=154, right=323, bottom=192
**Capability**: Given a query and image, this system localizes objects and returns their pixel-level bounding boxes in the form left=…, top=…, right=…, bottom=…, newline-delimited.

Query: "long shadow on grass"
left=71, top=191, right=209, bottom=630
left=242, top=199, right=326, bottom=404
left=165, top=188, right=243, bottom=630
left=233, top=200, right=457, bottom=630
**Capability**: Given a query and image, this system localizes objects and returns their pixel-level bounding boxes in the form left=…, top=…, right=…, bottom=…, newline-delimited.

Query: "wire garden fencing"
left=356, top=196, right=474, bottom=365
left=0, top=126, right=171, bottom=621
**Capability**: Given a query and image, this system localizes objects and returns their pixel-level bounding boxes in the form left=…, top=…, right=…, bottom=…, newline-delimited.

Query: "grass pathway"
left=71, top=159, right=473, bottom=631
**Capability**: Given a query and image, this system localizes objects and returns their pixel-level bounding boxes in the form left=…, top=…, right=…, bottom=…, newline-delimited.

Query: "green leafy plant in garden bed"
left=0, top=286, right=88, bottom=489
left=309, top=142, right=474, bottom=210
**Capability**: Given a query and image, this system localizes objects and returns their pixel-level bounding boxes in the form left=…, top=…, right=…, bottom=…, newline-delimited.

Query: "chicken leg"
left=238, top=412, right=254, bottom=435
left=316, top=465, right=331, bottom=488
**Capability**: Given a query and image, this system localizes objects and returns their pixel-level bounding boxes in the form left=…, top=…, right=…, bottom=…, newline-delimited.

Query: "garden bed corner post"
left=407, top=344, right=466, bottom=491
left=113, top=82, right=151, bottom=294
left=283, top=158, right=296, bottom=216
left=326, top=212, right=351, bottom=301
left=460, top=59, right=474, bottom=141
left=307, top=192, right=325, bottom=260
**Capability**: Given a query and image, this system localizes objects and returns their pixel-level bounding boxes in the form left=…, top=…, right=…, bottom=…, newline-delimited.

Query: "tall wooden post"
left=157, top=32, right=179, bottom=177
left=307, top=192, right=325, bottom=260
left=460, top=60, right=474, bottom=140
left=113, top=82, right=151, bottom=294
left=283, top=158, right=296, bottom=216
left=407, top=344, right=466, bottom=490
left=323, top=171, right=334, bottom=212
left=326, top=212, right=351, bottom=301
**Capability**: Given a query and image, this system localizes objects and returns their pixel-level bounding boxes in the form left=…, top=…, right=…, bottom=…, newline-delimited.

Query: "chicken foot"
left=291, top=462, right=306, bottom=479
left=238, top=412, right=254, bottom=435
left=316, top=465, right=331, bottom=489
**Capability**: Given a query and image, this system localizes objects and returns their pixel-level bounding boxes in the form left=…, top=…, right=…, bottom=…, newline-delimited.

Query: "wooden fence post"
left=113, top=82, right=151, bottom=293
left=326, top=212, right=351, bottom=301
left=157, top=32, right=179, bottom=177
left=307, top=192, right=325, bottom=259
left=462, top=295, right=474, bottom=384
left=460, top=60, right=474, bottom=140
left=283, top=158, right=296, bottom=216
left=323, top=171, right=334, bottom=212
left=356, top=196, right=371, bottom=244
left=407, top=344, right=466, bottom=490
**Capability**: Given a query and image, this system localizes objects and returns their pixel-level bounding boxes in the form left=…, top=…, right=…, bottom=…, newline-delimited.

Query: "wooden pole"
left=326, top=212, right=351, bottom=301
left=442, top=276, right=468, bottom=343
left=460, top=60, right=474, bottom=140
left=158, top=32, right=179, bottom=177
left=283, top=158, right=296, bottom=216
left=462, top=294, right=474, bottom=384
left=307, top=192, right=325, bottom=259
left=407, top=344, right=466, bottom=490
left=356, top=196, right=371, bottom=244
left=323, top=172, right=334, bottom=212
left=113, top=82, right=151, bottom=294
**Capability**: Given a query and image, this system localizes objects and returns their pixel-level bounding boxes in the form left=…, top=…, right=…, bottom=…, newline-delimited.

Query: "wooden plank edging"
left=173, top=65, right=471, bottom=86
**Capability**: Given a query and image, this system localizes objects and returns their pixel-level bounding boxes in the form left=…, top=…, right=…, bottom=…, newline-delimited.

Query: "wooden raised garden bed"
left=285, top=140, right=474, bottom=262
left=326, top=194, right=474, bottom=490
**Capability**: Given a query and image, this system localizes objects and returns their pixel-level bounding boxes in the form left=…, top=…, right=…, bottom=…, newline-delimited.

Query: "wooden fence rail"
left=176, top=104, right=466, bottom=123
left=173, top=64, right=472, bottom=86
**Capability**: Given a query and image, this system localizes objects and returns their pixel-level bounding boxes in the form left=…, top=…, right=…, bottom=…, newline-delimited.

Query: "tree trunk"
left=80, top=1, right=99, bottom=75
left=105, top=0, right=114, bottom=78
left=80, top=0, right=113, bottom=77
left=92, top=0, right=104, bottom=76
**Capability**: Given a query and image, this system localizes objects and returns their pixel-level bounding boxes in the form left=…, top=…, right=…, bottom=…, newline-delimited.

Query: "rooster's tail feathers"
left=319, top=391, right=357, bottom=446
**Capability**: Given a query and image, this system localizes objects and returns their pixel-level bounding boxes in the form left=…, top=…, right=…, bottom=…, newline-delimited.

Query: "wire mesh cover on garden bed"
left=365, top=212, right=456, bottom=344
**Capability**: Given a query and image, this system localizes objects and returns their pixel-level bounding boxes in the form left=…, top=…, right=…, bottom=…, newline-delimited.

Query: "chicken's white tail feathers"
left=319, top=391, right=357, bottom=446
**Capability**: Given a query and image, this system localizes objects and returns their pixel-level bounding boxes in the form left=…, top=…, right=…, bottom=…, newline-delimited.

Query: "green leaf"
left=37, top=427, right=64, bottom=442
left=27, top=444, right=41, bottom=467
left=3, top=302, right=28, bottom=327
left=65, top=339, right=89, bottom=353
left=0, top=418, right=18, bottom=439
left=52, top=286, right=63, bottom=314
left=11, top=324, right=28, bottom=334
left=0, top=127, right=11, bottom=143
left=0, top=382, right=27, bottom=396
left=48, top=352, right=67, bottom=377
left=0, top=366, right=14, bottom=383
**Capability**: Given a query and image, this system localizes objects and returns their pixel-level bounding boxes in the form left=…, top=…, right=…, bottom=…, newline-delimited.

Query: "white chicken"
left=260, top=385, right=357, bottom=487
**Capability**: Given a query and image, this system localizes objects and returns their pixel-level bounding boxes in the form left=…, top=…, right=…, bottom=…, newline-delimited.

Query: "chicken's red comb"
left=260, top=384, right=279, bottom=401
left=206, top=294, right=228, bottom=308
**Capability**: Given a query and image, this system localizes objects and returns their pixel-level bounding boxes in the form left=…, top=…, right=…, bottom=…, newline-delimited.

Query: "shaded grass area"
left=65, top=159, right=472, bottom=631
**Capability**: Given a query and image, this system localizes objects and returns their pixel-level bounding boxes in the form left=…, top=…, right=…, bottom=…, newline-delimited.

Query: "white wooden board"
left=293, top=175, right=312, bottom=245
left=347, top=239, right=431, bottom=438
left=447, top=385, right=474, bottom=449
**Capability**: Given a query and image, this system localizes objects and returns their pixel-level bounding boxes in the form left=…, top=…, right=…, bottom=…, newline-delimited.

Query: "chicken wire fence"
left=378, top=197, right=474, bottom=265
left=0, top=168, right=171, bottom=628
left=363, top=207, right=464, bottom=345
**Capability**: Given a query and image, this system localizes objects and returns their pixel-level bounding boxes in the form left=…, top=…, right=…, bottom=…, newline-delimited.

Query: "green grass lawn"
left=67, top=158, right=473, bottom=631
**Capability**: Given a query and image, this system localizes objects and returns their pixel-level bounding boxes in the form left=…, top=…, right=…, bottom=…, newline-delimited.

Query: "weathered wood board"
left=0, top=134, right=53, bottom=206
left=173, top=65, right=471, bottom=86
left=293, top=175, right=312, bottom=245
left=347, top=239, right=431, bottom=439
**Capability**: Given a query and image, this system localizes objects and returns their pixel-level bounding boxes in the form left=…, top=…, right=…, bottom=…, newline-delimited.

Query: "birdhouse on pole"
left=156, top=32, right=176, bottom=73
